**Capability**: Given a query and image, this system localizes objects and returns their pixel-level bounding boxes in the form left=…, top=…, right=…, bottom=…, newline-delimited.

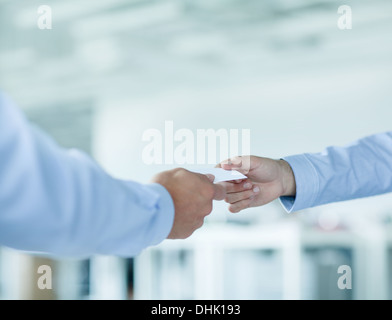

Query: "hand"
left=152, top=168, right=225, bottom=239
left=217, top=156, right=296, bottom=213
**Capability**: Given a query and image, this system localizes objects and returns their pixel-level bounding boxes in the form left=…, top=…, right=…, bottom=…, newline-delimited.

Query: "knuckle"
left=175, top=168, right=186, bottom=175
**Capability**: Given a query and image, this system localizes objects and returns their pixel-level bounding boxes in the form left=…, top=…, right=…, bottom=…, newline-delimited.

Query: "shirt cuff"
left=145, top=183, right=175, bottom=245
left=279, top=154, right=320, bottom=213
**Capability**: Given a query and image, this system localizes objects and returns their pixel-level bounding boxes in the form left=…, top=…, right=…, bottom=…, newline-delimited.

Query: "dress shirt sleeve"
left=280, top=132, right=392, bottom=213
left=0, top=92, right=174, bottom=257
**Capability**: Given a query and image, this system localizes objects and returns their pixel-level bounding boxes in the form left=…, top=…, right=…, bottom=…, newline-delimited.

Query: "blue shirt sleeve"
left=0, top=92, right=174, bottom=257
left=280, top=132, right=392, bottom=213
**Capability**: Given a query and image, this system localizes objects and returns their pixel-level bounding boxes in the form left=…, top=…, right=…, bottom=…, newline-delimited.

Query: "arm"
left=0, top=93, right=224, bottom=257
left=218, top=132, right=392, bottom=213
left=281, top=132, right=392, bottom=212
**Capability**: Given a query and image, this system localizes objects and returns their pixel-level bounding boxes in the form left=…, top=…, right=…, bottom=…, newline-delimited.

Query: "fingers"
left=203, top=176, right=248, bottom=201
left=219, top=179, right=261, bottom=213
left=190, top=172, right=225, bottom=202
left=219, top=156, right=251, bottom=175
left=220, top=156, right=242, bottom=169
left=197, top=173, right=241, bottom=201
left=215, top=157, right=241, bottom=168
left=219, top=179, right=253, bottom=193
left=212, top=183, right=226, bottom=200
left=200, top=175, right=228, bottom=201
left=205, top=174, right=215, bottom=183
left=229, top=198, right=255, bottom=213
left=225, top=187, right=259, bottom=204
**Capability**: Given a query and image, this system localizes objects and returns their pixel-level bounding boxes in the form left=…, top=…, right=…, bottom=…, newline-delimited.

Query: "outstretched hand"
left=217, top=156, right=296, bottom=213
left=152, top=168, right=225, bottom=239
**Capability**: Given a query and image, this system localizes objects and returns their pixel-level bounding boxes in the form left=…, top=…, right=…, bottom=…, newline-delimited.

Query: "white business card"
left=190, top=167, right=247, bottom=183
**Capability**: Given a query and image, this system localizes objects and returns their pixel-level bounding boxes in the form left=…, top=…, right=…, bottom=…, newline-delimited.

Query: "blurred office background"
left=1, top=0, right=392, bottom=299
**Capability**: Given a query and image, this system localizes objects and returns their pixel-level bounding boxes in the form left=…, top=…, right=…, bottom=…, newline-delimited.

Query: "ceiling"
left=1, top=0, right=391, bottom=110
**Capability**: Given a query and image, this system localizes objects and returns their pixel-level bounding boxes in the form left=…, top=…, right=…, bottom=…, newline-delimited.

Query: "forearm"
left=0, top=93, right=174, bottom=257
left=50, top=147, right=175, bottom=256
left=280, top=132, right=392, bottom=212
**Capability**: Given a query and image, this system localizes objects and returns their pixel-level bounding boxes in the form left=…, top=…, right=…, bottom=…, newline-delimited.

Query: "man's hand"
left=217, top=156, right=296, bottom=213
left=152, top=168, right=225, bottom=239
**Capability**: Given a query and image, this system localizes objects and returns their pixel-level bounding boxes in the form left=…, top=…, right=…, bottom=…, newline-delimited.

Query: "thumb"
left=220, top=156, right=242, bottom=169
left=205, top=174, right=215, bottom=183
left=213, top=183, right=226, bottom=200
left=220, top=156, right=251, bottom=175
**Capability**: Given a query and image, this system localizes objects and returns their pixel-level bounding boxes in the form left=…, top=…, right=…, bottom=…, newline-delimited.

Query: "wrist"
left=278, top=160, right=296, bottom=197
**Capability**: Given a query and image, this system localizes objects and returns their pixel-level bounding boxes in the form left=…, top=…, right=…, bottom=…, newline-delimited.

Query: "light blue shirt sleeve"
left=0, top=92, right=174, bottom=257
left=280, top=132, right=392, bottom=213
